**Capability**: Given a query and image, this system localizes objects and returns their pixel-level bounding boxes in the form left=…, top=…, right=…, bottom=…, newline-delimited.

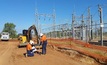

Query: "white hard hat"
left=30, top=40, right=34, bottom=45
left=40, top=33, right=43, bottom=37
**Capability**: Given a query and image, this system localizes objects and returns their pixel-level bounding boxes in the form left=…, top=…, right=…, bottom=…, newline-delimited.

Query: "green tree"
left=2, top=22, right=17, bottom=38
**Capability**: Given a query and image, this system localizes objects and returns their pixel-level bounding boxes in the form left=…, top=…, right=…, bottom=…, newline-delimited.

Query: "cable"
left=92, top=10, right=98, bottom=18
left=103, top=13, right=107, bottom=18
left=82, top=7, right=88, bottom=15
left=100, top=4, right=107, bottom=8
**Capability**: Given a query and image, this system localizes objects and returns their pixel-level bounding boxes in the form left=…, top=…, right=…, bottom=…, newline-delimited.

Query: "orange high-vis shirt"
left=26, top=43, right=32, bottom=50
left=40, top=35, right=47, bottom=43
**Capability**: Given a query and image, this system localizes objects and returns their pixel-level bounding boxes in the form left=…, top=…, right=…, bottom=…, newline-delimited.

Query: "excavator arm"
left=27, top=25, right=39, bottom=43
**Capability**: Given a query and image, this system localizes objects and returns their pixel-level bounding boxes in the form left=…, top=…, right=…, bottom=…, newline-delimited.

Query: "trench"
left=52, top=46, right=106, bottom=65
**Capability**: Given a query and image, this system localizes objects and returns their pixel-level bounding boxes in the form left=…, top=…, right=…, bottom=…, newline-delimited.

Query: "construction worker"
left=31, top=41, right=37, bottom=53
left=25, top=40, right=34, bottom=57
left=40, top=33, right=47, bottom=55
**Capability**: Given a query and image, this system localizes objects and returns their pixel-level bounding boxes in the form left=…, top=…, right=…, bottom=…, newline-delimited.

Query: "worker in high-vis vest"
left=40, top=33, right=47, bottom=55
left=25, top=40, right=34, bottom=57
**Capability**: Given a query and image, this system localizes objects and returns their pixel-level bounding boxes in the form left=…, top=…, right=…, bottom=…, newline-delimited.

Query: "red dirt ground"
left=0, top=40, right=100, bottom=65
left=48, top=38, right=107, bottom=64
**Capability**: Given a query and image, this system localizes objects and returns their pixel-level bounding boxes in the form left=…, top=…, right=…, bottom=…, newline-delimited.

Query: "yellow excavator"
left=18, top=25, right=40, bottom=48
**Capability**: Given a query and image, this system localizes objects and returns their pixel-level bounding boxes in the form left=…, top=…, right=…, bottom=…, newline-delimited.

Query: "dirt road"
left=0, top=41, right=99, bottom=65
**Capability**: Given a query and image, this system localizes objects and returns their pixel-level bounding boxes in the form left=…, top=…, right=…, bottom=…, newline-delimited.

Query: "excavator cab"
left=18, top=29, right=28, bottom=44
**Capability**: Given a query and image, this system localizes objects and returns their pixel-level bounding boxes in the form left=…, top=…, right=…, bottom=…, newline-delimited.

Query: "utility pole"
left=91, top=15, right=93, bottom=40
left=81, top=14, right=84, bottom=40
left=98, top=5, right=104, bottom=46
left=35, top=9, right=39, bottom=33
left=35, top=9, right=56, bottom=37
left=53, top=9, right=56, bottom=38
left=88, top=7, right=91, bottom=41
left=95, top=22, right=98, bottom=38
left=72, top=14, right=75, bottom=39
left=86, top=25, right=88, bottom=43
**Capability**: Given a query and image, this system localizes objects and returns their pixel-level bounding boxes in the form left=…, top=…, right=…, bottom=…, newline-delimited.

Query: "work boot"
left=24, top=53, right=27, bottom=57
left=25, top=53, right=27, bottom=57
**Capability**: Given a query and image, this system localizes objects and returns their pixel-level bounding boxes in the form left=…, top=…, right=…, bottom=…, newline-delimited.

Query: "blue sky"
left=0, top=0, right=107, bottom=33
